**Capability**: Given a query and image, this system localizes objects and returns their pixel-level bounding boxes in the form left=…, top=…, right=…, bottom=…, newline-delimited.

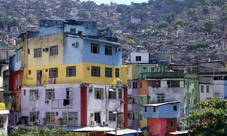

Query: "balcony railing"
left=139, top=72, right=185, bottom=79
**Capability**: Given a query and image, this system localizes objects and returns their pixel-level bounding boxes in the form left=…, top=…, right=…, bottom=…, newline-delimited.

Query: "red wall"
left=81, top=87, right=87, bottom=126
left=123, top=88, right=128, bottom=127
left=9, top=70, right=23, bottom=92
left=147, top=118, right=177, bottom=136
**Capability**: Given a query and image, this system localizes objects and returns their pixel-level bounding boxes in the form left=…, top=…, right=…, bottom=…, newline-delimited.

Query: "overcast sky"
left=81, top=0, right=148, bottom=5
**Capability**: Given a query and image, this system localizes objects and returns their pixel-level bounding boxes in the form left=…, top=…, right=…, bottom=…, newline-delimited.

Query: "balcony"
left=139, top=72, right=185, bottom=79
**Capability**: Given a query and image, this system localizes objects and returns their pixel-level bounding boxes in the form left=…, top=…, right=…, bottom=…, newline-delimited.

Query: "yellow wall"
left=139, top=111, right=148, bottom=136
left=22, top=62, right=127, bottom=86
left=127, top=64, right=138, bottom=80
left=22, top=33, right=63, bottom=68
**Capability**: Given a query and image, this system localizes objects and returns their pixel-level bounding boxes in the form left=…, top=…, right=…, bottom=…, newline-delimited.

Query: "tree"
left=77, top=10, right=89, bottom=19
left=166, top=12, right=176, bottom=23
left=204, top=20, right=214, bottom=33
left=182, top=97, right=227, bottom=136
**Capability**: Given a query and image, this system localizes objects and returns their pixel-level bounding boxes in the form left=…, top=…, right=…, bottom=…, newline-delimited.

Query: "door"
left=36, top=70, right=42, bottom=85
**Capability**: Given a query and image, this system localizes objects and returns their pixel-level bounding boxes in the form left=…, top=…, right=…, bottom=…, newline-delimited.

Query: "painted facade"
left=127, top=64, right=139, bottom=129
left=142, top=101, right=180, bottom=136
left=184, top=73, right=199, bottom=115
left=17, top=20, right=128, bottom=129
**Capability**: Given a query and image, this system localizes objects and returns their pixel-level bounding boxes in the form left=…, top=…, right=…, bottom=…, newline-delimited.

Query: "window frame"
left=206, top=86, right=210, bottom=93
left=66, top=66, right=76, bottom=77
left=115, top=68, right=119, bottom=78
left=49, top=68, right=58, bottom=78
left=45, top=112, right=55, bottom=124
left=45, top=89, right=55, bottom=100
left=136, top=56, right=141, bottom=61
left=30, top=112, right=38, bottom=122
left=91, top=66, right=100, bottom=77
left=105, top=45, right=112, bottom=55
left=118, top=89, right=122, bottom=99
left=94, top=112, right=101, bottom=123
left=70, top=28, right=76, bottom=33
left=105, top=68, right=112, bottom=77
left=132, top=82, right=138, bottom=89
left=50, top=46, right=58, bottom=56
left=108, top=89, right=116, bottom=99
left=34, top=48, right=42, bottom=58
left=30, top=89, right=38, bottom=100
left=201, top=85, right=204, bottom=93
left=94, top=88, right=103, bottom=99
left=91, top=43, right=100, bottom=54
left=157, top=94, right=165, bottom=103
left=109, top=111, right=116, bottom=121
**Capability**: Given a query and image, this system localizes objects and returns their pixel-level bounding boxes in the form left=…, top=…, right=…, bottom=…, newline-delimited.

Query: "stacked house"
left=4, top=20, right=130, bottom=134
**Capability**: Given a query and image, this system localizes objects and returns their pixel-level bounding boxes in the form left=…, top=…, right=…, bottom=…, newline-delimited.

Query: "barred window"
left=50, top=46, right=58, bottom=56
left=34, top=48, right=42, bottom=58
left=66, top=66, right=76, bottom=77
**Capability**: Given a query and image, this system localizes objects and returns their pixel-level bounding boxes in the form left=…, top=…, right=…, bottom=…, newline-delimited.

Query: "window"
left=78, top=31, right=83, bottom=35
left=66, top=88, right=73, bottom=99
left=66, top=66, right=76, bottom=77
left=91, top=43, right=100, bottom=54
left=128, top=113, right=132, bottom=119
left=34, top=48, right=42, bottom=58
left=91, top=66, right=100, bottom=77
left=45, top=112, right=55, bottom=124
left=94, top=88, right=103, bottom=99
left=173, top=106, right=177, bottom=111
left=115, top=68, right=119, bottom=78
left=46, top=89, right=55, bottom=100
left=109, top=89, right=116, bottom=99
left=132, top=82, right=137, bottom=89
left=30, top=89, right=38, bottom=100
left=28, top=70, right=31, bottom=75
left=28, top=49, right=30, bottom=54
left=194, top=97, right=197, bottom=105
left=201, top=85, right=204, bottom=93
left=136, top=56, right=141, bottom=61
left=140, top=82, right=142, bottom=88
left=30, top=112, right=38, bottom=122
left=170, top=120, right=174, bottom=127
left=145, top=107, right=147, bottom=112
left=94, top=112, right=101, bottom=123
left=105, top=68, right=112, bottom=77
left=109, top=111, right=116, bottom=121
left=153, top=107, right=156, bottom=112
left=118, top=89, right=122, bottom=99
left=128, top=97, right=138, bottom=104
left=105, top=46, right=112, bottom=55
left=157, top=94, right=165, bottom=103
left=70, top=28, right=76, bottom=33
left=49, top=68, right=58, bottom=78
left=50, top=46, right=58, bottom=56
left=68, top=112, right=78, bottom=126
left=206, top=86, right=210, bottom=93
left=0, top=117, right=4, bottom=128
left=133, top=113, right=138, bottom=120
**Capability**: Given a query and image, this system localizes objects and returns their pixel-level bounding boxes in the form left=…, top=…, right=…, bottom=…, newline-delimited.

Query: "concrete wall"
left=130, top=52, right=149, bottom=64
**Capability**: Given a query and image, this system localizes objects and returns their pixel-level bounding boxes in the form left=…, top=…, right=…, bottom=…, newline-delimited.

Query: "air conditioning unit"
left=115, top=48, right=121, bottom=52
left=72, top=42, right=79, bottom=47
left=43, top=48, right=49, bottom=52
left=91, top=121, right=96, bottom=127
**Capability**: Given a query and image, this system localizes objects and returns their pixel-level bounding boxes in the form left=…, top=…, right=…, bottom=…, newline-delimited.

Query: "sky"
left=82, top=0, right=148, bottom=5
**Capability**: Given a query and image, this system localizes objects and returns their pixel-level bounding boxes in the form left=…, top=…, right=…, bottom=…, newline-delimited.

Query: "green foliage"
left=202, top=5, right=209, bottom=14
left=186, top=8, right=197, bottom=16
left=9, top=126, right=68, bottom=136
left=182, top=97, right=227, bottom=136
left=155, top=21, right=168, bottom=29
left=118, top=38, right=135, bottom=46
left=194, top=25, right=206, bottom=32
left=169, top=39, right=174, bottom=44
left=203, top=20, right=214, bottom=33
left=174, top=18, right=189, bottom=26
left=211, top=28, right=220, bottom=34
left=187, top=41, right=209, bottom=50
left=77, top=10, right=89, bottom=19
left=166, top=12, right=176, bottom=23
